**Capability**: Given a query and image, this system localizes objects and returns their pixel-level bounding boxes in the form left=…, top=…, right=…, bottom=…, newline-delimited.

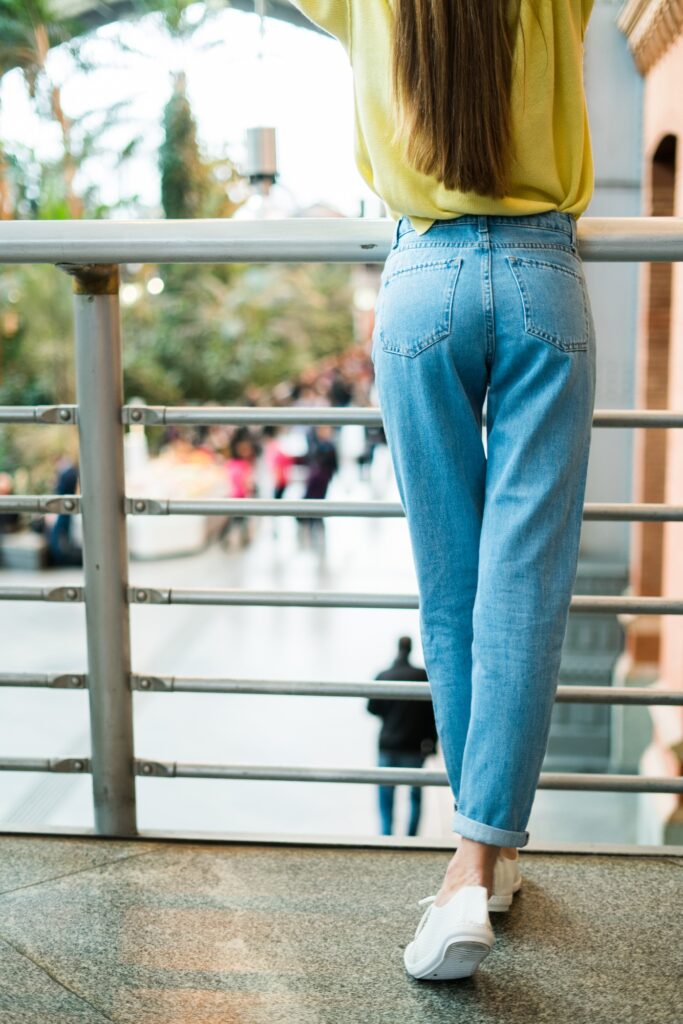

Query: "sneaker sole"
left=405, top=932, right=493, bottom=981
left=487, top=876, right=522, bottom=913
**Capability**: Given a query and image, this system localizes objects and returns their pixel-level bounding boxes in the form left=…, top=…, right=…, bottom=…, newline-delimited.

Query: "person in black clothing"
left=47, top=457, right=82, bottom=567
left=293, top=424, right=339, bottom=546
left=367, top=636, right=438, bottom=836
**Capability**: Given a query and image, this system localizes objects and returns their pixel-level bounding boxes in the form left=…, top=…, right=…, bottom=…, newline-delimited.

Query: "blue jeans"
left=371, top=211, right=596, bottom=848
left=377, top=750, right=426, bottom=836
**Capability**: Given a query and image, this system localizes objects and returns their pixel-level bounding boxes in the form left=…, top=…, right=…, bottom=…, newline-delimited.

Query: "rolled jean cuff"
left=453, top=810, right=529, bottom=848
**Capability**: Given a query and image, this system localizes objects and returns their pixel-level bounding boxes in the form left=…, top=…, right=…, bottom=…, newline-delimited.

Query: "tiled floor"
left=0, top=833, right=680, bottom=1024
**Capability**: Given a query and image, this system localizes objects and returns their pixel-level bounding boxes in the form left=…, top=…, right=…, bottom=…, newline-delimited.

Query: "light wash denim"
left=371, top=210, right=596, bottom=847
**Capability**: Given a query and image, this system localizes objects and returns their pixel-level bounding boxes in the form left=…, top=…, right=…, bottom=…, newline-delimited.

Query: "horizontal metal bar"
left=130, top=675, right=683, bottom=705
left=0, top=495, right=80, bottom=515
left=135, top=760, right=683, bottom=794
left=126, top=497, right=407, bottom=518
left=124, top=496, right=683, bottom=522
left=123, top=405, right=386, bottom=427
left=0, top=673, right=86, bottom=689
left=0, top=757, right=90, bottom=773
left=121, top=404, right=683, bottom=429
left=0, top=405, right=77, bottom=425
left=2, top=402, right=682, bottom=429
left=3, top=583, right=678, bottom=613
left=127, top=587, right=683, bottom=614
left=582, top=503, right=683, bottom=521
left=4, top=670, right=676, bottom=704
left=0, top=586, right=84, bottom=603
left=0, top=216, right=682, bottom=264
left=2, top=494, right=681, bottom=523
left=3, top=752, right=679, bottom=794
left=127, top=587, right=418, bottom=608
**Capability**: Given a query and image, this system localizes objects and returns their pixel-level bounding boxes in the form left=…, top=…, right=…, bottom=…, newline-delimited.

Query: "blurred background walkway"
left=0, top=428, right=639, bottom=844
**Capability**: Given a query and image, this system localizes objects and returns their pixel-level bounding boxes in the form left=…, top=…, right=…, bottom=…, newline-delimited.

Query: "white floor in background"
left=0, top=439, right=639, bottom=844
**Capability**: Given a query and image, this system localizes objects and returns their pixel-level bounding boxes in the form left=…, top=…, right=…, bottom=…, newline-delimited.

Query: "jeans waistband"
left=395, top=210, right=577, bottom=246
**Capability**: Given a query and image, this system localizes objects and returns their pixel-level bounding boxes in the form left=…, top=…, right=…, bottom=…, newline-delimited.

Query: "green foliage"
left=0, top=264, right=74, bottom=406
left=132, top=0, right=218, bottom=40
left=159, top=71, right=242, bottom=220
left=161, top=72, right=206, bottom=219
left=122, top=260, right=354, bottom=405
left=0, top=1, right=359, bottom=485
left=0, top=0, right=83, bottom=83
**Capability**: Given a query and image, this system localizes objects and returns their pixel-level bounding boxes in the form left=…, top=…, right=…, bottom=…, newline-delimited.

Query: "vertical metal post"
left=62, top=262, right=137, bottom=835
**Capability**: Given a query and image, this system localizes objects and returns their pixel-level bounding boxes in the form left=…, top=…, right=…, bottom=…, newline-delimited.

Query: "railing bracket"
left=130, top=675, right=174, bottom=692
left=36, top=405, right=78, bottom=424
left=51, top=757, right=91, bottom=773
left=127, top=587, right=169, bottom=604
left=46, top=586, right=85, bottom=603
left=135, top=760, right=176, bottom=777
left=125, top=498, right=167, bottom=516
left=121, top=405, right=165, bottom=425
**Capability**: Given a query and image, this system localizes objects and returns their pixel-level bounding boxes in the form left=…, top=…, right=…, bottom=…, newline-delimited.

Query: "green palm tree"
left=0, top=0, right=85, bottom=217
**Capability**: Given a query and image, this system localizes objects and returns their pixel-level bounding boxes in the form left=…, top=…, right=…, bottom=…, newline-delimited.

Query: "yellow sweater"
left=289, top=1, right=596, bottom=234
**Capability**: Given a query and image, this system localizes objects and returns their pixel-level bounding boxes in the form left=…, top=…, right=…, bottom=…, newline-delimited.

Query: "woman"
left=290, top=0, right=596, bottom=981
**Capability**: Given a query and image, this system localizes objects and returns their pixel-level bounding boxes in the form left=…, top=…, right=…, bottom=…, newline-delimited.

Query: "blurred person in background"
left=261, top=425, right=298, bottom=539
left=47, top=455, right=82, bottom=567
left=0, top=472, right=20, bottom=536
left=368, top=636, right=438, bottom=837
left=219, top=428, right=258, bottom=549
left=262, top=425, right=296, bottom=500
left=293, top=423, right=339, bottom=547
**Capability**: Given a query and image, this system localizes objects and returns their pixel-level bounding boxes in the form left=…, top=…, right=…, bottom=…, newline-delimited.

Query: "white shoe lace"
left=413, top=894, right=438, bottom=938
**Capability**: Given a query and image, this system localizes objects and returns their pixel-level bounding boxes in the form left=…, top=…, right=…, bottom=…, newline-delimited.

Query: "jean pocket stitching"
left=379, top=258, right=463, bottom=358
left=506, top=255, right=589, bottom=352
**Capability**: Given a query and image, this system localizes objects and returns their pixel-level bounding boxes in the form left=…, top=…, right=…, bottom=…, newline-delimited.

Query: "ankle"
left=435, top=868, right=493, bottom=905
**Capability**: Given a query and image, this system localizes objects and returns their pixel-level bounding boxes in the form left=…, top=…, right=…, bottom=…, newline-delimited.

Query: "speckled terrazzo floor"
left=0, top=835, right=680, bottom=1024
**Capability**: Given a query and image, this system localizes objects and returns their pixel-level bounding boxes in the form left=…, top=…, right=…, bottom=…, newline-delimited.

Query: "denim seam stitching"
left=483, top=243, right=495, bottom=364
left=383, top=256, right=461, bottom=282
left=399, top=222, right=573, bottom=241
left=508, top=254, right=583, bottom=281
left=394, top=241, right=578, bottom=254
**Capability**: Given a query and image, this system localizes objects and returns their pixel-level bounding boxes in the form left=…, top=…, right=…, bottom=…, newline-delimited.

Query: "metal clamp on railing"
left=0, top=757, right=90, bottom=774
left=0, top=586, right=84, bottom=603
left=0, top=495, right=81, bottom=515
left=0, top=404, right=77, bottom=425
left=0, top=673, right=86, bottom=689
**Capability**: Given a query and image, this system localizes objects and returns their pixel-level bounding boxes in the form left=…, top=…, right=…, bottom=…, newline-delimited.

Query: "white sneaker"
left=488, top=851, right=523, bottom=912
left=403, top=884, right=495, bottom=980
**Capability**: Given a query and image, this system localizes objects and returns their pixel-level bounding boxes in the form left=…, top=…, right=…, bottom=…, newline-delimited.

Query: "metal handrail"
left=3, top=494, right=683, bottom=521
left=1, top=672, right=682, bottom=705
left=0, top=214, right=682, bottom=263
left=1, top=756, right=681, bottom=795
left=3, top=403, right=683, bottom=427
left=1, top=215, right=683, bottom=838
left=1, top=584, right=680, bottom=614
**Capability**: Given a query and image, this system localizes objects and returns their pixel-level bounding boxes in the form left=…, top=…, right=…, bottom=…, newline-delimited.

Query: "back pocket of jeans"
left=506, top=254, right=589, bottom=352
left=378, top=257, right=463, bottom=358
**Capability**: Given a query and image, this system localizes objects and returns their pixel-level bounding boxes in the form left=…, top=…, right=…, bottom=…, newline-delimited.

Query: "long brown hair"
left=390, top=0, right=525, bottom=198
